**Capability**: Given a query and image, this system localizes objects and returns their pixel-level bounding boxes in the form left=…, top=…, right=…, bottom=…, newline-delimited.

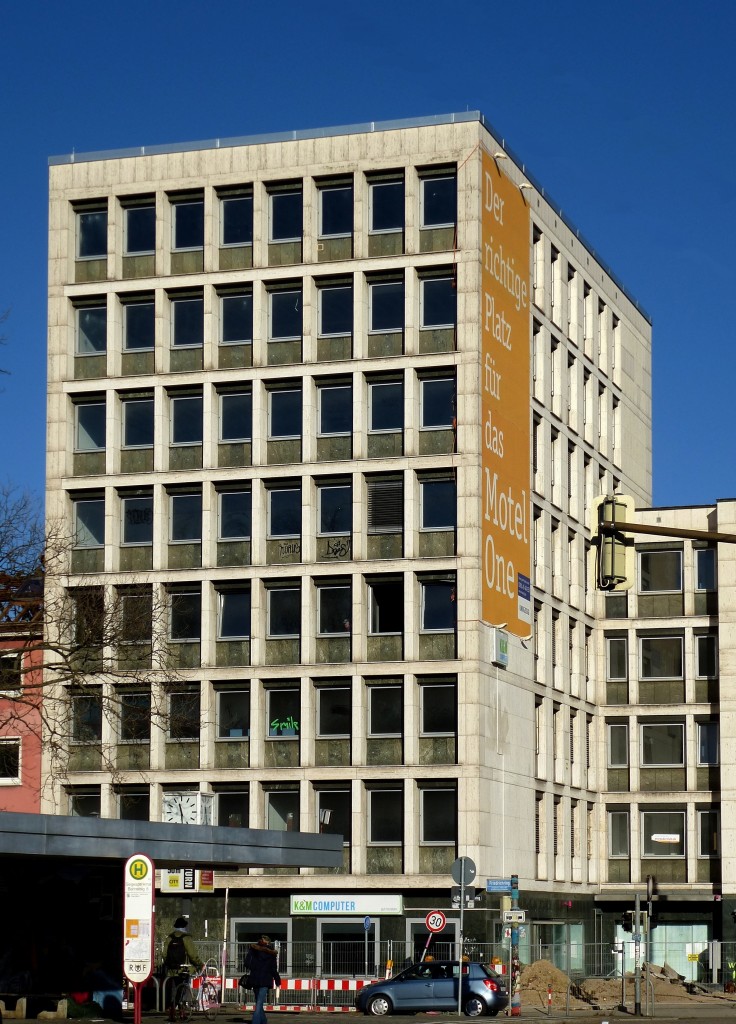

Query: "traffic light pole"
left=510, top=874, right=520, bottom=1017
left=600, top=519, right=736, bottom=545
left=634, top=894, right=642, bottom=1016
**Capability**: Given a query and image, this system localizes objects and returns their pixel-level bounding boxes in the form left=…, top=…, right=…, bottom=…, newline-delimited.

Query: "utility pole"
left=633, top=893, right=642, bottom=1016
left=510, top=874, right=521, bottom=1017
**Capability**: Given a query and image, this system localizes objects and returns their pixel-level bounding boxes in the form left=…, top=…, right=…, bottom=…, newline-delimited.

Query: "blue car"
left=355, top=960, right=509, bottom=1017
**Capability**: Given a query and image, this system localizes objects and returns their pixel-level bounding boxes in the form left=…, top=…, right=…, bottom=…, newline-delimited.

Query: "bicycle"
left=173, top=963, right=220, bottom=1022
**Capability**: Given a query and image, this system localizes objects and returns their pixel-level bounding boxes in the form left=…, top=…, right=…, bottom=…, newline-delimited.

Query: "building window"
left=607, top=723, right=629, bottom=767
left=369, top=179, right=404, bottom=233
left=171, top=295, right=204, bottom=348
left=120, top=692, right=151, bottom=741
left=68, top=788, right=101, bottom=816
left=697, top=635, right=718, bottom=678
left=220, top=392, right=252, bottom=442
left=172, top=199, right=204, bottom=251
left=420, top=277, right=456, bottom=329
left=124, top=300, right=155, bottom=351
left=420, top=680, right=456, bottom=735
left=421, top=787, right=456, bottom=844
left=270, top=289, right=302, bottom=341
left=420, top=376, right=455, bottom=429
left=72, top=692, right=102, bottom=743
left=420, top=579, right=456, bottom=632
left=318, top=686, right=351, bottom=737
left=420, top=477, right=456, bottom=531
left=220, top=293, right=253, bottom=345
left=608, top=810, right=629, bottom=858
left=368, top=685, right=402, bottom=736
left=170, top=492, right=202, bottom=543
left=369, top=380, right=403, bottom=432
left=319, top=184, right=353, bottom=237
left=122, top=398, right=154, bottom=448
left=217, top=690, right=250, bottom=739
left=640, top=636, right=683, bottom=678
left=699, top=809, right=719, bottom=858
left=318, top=383, right=352, bottom=436
left=606, top=637, right=628, bottom=680
left=119, top=789, right=150, bottom=821
left=118, top=588, right=153, bottom=646
left=639, top=549, right=682, bottom=593
left=169, top=590, right=201, bottom=642
left=318, top=583, right=351, bottom=635
left=74, top=498, right=104, bottom=548
left=218, top=490, right=251, bottom=541
left=269, top=487, right=301, bottom=538
left=170, top=395, right=203, bottom=445
left=0, top=653, right=21, bottom=693
left=121, top=494, right=153, bottom=546
left=218, top=589, right=251, bottom=640
left=317, top=789, right=351, bottom=843
left=269, top=189, right=302, bottom=243
left=75, top=402, right=105, bottom=452
left=169, top=690, right=201, bottom=740
left=124, top=204, right=155, bottom=255
left=268, top=688, right=300, bottom=737
left=369, top=280, right=404, bottom=333
left=218, top=790, right=249, bottom=828
left=318, top=483, right=351, bottom=536
left=420, top=174, right=456, bottom=228
left=698, top=722, right=719, bottom=765
left=269, top=389, right=302, bottom=439
left=369, top=788, right=402, bottom=843
left=76, top=304, right=107, bottom=355
left=220, top=194, right=253, bottom=246
left=267, top=790, right=299, bottom=830
left=368, top=579, right=403, bottom=634
left=696, top=548, right=717, bottom=591
left=641, top=810, right=685, bottom=857
left=367, top=477, right=403, bottom=534
left=267, top=587, right=301, bottom=638
left=641, top=723, right=684, bottom=766
left=319, top=285, right=353, bottom=336
left=77, top=208, right=107, bottom=259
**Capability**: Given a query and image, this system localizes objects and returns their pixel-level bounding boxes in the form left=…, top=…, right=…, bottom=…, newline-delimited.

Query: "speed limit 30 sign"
left=425, top=910, right=447, bottom=933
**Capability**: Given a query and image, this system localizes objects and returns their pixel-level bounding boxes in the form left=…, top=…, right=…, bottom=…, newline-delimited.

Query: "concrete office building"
left=597, top=499, right=736, bottom=963
left=45, top=113, right=653, bottom=966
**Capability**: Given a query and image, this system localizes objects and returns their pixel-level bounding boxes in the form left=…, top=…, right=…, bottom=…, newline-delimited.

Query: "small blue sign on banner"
left=486, top=879, right=513, bottom=892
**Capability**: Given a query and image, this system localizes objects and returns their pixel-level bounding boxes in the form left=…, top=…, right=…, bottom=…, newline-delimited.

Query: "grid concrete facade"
left=45, top=114, right=654, bottom=952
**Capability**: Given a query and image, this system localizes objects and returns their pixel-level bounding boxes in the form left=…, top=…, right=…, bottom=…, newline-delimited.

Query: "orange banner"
left=480, top=150, right=532, bottom=637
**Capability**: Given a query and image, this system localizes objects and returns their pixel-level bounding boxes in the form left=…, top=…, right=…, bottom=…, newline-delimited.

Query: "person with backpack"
left=243, top=935, right=281, bottom=1024
left=165, top=916, right=204, bottom=1022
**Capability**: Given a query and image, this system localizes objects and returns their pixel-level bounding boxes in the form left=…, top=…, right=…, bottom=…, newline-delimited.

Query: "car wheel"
left=366, top=994, right=393, bottom=1016
left=463, top=996, right=486, bottom=1017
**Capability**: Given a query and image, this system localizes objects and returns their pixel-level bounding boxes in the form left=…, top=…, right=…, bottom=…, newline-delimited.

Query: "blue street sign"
left=364, top=916, right=372, bottom=931
left=486, top=879, right=513, bottom=892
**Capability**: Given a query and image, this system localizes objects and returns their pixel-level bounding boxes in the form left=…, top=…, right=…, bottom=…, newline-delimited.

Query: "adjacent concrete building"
left=45, top=113, right=654, bottom=968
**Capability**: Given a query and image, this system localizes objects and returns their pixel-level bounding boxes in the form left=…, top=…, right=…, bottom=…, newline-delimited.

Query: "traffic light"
left=590, top=495, right=636, bottom=591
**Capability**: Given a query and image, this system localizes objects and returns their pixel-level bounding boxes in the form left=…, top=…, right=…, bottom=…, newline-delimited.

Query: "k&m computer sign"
left=480, top=149, right=531, bottom=637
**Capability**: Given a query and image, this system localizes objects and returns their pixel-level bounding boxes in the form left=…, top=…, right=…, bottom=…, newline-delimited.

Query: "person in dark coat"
left=244, top=935, right=281, bottom=1024
left=165, top=917, right=204, bottom=1022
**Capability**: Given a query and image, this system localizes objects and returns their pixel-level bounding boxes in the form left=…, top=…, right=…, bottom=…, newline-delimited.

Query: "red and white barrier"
left=235, top=977, right=372, bottom=1012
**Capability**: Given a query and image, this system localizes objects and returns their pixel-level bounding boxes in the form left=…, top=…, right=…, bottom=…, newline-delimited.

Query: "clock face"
left=163, top=792, right=198, bottom=824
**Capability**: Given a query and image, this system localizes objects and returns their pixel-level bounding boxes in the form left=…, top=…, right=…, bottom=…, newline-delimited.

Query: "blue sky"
left=2, top=0, right=734, bottom=508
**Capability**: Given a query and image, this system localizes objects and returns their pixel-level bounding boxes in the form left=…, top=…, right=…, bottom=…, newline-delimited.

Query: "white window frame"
left=75, top=402, right=106, bottom=453
left=419, top=477, right=456, bottom=533
left=420, top=787, right=456, bottom=846
left=607, top=809, right=629, bottom=858
left=124, top=203, right=155, bottom=256
left=368, top=281, right=404, bottom=335
left=171, top=199, right=204, bottom=252
left=76, top=208, right=107, bottom=260
left=420, top=376, right=455, bottom=430
left=641, top=809, right=686, bottom=858
left=695, top=548, right=717, bottom=592
left=318, top=384, right=352, bottom=438
left=420, top=276, right=456, bottom=330
left=170, top=395, right=203, bottom=447
left=318, top=285, right=353, bottom=338
left=122, top=398, right=154, bottom=449
left=123, top=300, right=155, bottom=352
left=419, top=682, right=456, bottom=737
left=219, top=292, right=253, bottom=346
left=267, top=587, right=301, bottom=639
left=217, top=490, right=251, bottom=542
left=639, top=635, right=684, bottom=680
left=169, top=492, right=202, bottom=544
left=368, top=788, right=403, bottom=846
left=269, top=190, right=302, bottom=244
left=638, top=549, right=683, bottom=594
left=217, top=590, right=251, bottom=641
left=606, top=637, right=628, bottom=681
left=420, top=580, right=456, bottom=634
left=170, top=295, right=204, bottom=349
left=268, top=487, right=301, bottom=540
left=698, top=809, right=720, bottom=859
left=219, top=391, right=252, bottom=443
left=317, top=686, right=351, bottom=738
left=696, top=634, right=718, bottom=679
left=217, top=690, right=250, bottom=740
left=0, top=653, right=22, bottom=694
left=269, top=289, right=302, bottom=342
left=220, top=194, right=253, bottom=248
left=73, top=498, right=105, bottom=549
left=697, top=721, right=719, bottom=766
left=75, top=303, right=107, bottom=356
left=420, top=174, right=456, bottom=229
left=368, top=180, right=404, bottom=235
left=318, top=185, right=353, bottom=239
left=268, top=389, right=302, bottom=441
left=317, top=584, right=351, bottom=636
left=368, top=381, right=404, bottom=434
left=121, top=494, right=154, bottom=547
left=318, top=484, right=351, bottom=537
